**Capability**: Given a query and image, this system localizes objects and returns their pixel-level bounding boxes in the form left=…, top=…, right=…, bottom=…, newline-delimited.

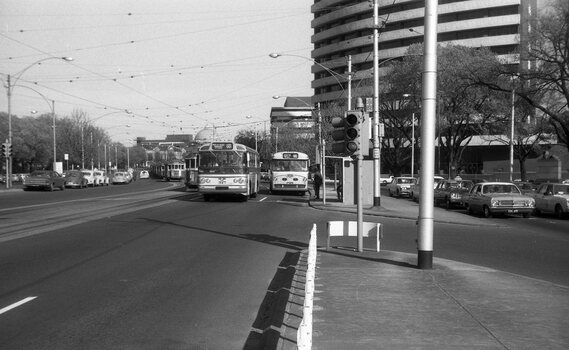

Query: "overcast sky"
left=0, top=0, right=314, bottom=143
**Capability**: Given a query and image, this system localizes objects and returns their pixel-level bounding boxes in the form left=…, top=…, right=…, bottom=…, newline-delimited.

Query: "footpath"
left=278, top=185, right=569, bottom=350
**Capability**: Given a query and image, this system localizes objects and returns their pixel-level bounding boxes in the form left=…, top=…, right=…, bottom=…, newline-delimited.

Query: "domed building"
left=194, top=127, right=216, bottom=143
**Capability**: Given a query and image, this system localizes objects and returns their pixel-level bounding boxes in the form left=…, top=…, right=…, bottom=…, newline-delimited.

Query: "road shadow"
left=243, top=251, right=300, bottom=350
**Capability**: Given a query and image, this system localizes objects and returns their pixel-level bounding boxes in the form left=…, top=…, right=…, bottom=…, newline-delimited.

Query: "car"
left=81, top=169, right=98, bottom=187
left=22, top=170, right=66, bottom=191
left=380, top=175, right=394, bottom=185
left=63, top=170, right=89, bottom=188
left=112, top=171, right=131, bottom=184
left=139, top=170, right=150, bottom=179
left=531, top=183, right=569, bottom=219
left=94, top=170, right=110, bottom=186
left=434, top=179, right=474, bottom=209
left=463, top=182, right=535, bottom=218
left=411, top=176, right=445, bottom=202
left=387, top=177, right=416, bottom=198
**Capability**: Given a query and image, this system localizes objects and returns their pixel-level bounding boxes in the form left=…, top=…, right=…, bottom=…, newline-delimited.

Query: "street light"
left=269, top=53, right=347, bottom=96
left=3, top=56, right=73, bottom=188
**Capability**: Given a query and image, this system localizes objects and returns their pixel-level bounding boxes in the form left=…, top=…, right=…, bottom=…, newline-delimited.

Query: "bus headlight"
left=199, top=178, right=211, bottom=184
left=233, top=177, right=245, bottom=184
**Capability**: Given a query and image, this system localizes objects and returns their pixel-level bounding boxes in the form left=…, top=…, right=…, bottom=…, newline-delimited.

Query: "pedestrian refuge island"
left=326, top=221, right=383, bottom=252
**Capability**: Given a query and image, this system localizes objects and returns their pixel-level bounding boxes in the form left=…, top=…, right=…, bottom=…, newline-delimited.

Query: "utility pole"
left=372, top=0, right=381, bottom=207
left=417, top=0, right=439, bottom=270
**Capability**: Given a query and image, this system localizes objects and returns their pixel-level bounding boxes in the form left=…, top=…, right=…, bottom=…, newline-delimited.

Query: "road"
left=1, top=180, right=568, bottom=348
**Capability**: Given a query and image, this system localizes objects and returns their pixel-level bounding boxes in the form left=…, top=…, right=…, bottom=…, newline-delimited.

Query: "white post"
left=417, top=0, right=438, bottom=270
left=372, top=0, right=381, bottom=206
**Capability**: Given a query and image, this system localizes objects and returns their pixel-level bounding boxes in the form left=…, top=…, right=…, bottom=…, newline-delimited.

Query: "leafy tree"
left=387, top=44, right=510, bottom=177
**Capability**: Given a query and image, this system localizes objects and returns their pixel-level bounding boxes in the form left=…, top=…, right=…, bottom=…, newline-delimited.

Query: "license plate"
left=507, top=209, right=519, bottom=213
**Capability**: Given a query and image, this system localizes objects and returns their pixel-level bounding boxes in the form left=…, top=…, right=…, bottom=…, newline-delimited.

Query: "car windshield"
left=397, top=178, right=414, bottom=184
left=482, top=184, right=521, bottom=194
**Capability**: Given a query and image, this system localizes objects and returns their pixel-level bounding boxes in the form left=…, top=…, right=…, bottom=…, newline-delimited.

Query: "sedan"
left=63, top=170, right=88, bottom=188
left=112, top=172, right=131, bottom=185
left=464, top=182, right=535, bottom=218
left=531, top=183, right=569, bottom=219
left=94, top=170, right=110, bottom=186
left=387, top=177, right=416, bottom=198
left=434, top=179, right=473, bottom=209
left=22, top=170, right=66, bottom=191
left=81, top=170, right=98, bottom=187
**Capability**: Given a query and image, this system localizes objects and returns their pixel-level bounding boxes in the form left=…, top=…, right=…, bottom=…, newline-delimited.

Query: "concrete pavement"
left=277, top=186, right=569, bottom=349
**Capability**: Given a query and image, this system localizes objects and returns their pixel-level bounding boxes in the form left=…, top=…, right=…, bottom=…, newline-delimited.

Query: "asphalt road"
left=1, top=181, right=568, bottom=348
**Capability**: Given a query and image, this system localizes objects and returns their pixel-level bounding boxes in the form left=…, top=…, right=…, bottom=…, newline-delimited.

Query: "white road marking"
left=259, top=196, right=267, bottom=202
left=0, top=296, right=37, bottom=315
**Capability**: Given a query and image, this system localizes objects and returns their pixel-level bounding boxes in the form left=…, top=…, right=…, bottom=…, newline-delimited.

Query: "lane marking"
left=0, top=296, right=37, bottom=315
left=259, top=196, right=267, bottom=202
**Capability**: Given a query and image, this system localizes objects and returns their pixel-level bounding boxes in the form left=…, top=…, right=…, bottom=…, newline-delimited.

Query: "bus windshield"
left=199, top=150, right=245, bottom=173
left=271, top=160, right=309, bottom=172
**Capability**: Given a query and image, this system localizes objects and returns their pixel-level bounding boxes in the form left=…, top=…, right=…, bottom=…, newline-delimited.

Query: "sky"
left=0, top=0, right=314, bottom=144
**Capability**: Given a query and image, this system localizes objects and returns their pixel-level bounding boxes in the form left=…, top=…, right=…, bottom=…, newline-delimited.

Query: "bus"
left=164, top=160, right=186, bottom=181
left=197, top=142, right=260, bottom=201
left=269, top=151, right=310, bottom=195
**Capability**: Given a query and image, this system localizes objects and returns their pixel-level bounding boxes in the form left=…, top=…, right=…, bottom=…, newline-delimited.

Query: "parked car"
left=81, top=169, right=98, bottom=187
left=434, top=179, right=474, bottom=209
left=63, top=170, right=88, bottom=188
left=139, top=170, right=150, bottom=179
left=463, top=182, right=535, bottom=218
left=531, top=183, right=569, bottom=219
left=112, top=171, right=131, bottom=185
left=94, top=170, right=110, bottom=186
left=387, top=177, right=416, bottom=198
left=411, top=176, right=445, bottom=202
left=380, top=175, right=394, bottom=185
left=22, top=170, right=66, bottom=191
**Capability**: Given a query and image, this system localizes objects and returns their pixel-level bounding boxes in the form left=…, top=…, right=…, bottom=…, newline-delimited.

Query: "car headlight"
left=491, top=199, right=499, bottom=207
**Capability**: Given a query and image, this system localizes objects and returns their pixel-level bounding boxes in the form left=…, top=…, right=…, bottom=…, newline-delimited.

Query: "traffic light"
left=1, top=143, right=11, bottom=158
left=331, top=110, right=369, bottom=156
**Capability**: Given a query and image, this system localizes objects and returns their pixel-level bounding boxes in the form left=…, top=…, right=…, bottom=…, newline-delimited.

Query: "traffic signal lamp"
left=1, top=142, right=12, bottom=158
left=331, top=110, right=369, bottom=156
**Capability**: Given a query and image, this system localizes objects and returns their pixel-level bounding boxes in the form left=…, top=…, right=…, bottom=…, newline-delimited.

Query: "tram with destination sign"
left=269, top=151, right=310, bottom=195
left=197, top=142, right=260, bottom=201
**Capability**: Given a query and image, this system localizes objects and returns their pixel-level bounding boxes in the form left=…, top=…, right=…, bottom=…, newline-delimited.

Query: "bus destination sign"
left=282, top=153, right=299, bottom=159
left=211, top=142, right=233, bottom=150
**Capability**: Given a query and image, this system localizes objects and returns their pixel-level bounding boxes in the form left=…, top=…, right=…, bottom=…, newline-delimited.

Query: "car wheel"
left=445, top=199, right=452, bottom=210
left=554, top=205, right=564, bottom=219
left=483, top=205, right=492, bottom=218
left=522, top=212, right=531, bottom=218
left=49, top=183, right=54, bottom=192
left=60, top=184, right=65, bottom=191
left=466, top=204, right=473, bottom=215
left=389, top=189, right=393, bottom=197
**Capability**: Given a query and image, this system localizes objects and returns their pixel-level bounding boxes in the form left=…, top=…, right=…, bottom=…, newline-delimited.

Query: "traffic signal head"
left=331, top=110, right=365, bottom=156
left=1, top=143, right=11, bottom=158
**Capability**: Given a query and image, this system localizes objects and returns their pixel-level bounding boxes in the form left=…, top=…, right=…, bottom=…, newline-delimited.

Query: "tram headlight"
left=200, top=178, right=211, bottom=184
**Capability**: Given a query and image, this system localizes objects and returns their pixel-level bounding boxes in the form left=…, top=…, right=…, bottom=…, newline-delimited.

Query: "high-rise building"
left=311, top=0, right=538, bottom=105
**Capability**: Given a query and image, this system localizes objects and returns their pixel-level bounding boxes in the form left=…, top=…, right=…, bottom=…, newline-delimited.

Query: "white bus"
left=269, top=151, right=310, bottom=195
left=198, top=142, right=260, bottom=201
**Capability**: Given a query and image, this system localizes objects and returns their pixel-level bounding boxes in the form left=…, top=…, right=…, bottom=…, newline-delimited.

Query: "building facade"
left=310, top=0, right=537, bottom=105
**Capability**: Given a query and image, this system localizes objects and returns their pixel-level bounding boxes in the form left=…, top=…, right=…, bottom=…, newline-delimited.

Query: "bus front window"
left=199, top=151, right=244, bottom=173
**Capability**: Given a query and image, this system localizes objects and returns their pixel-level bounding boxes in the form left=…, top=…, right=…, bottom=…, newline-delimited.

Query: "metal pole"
left=357, top=98, right=365, bottom=252
left=52, top=100, right=57, bottom=172
left=81, top=126, right=85, bottom=169
left=372, top=0, right=381, bottom=207
left=411, top=113, right=415, bottom=178
left=6, top=75, right=13, bottom=188
left=510, top=88, right=515, bottom=182
left=417, top=0, right=438, bottom=270
left=347, top=55, right=352, bottom=110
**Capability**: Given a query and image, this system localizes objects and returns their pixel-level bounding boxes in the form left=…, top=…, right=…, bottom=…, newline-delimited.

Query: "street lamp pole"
left=372, top=0, right=381, bottom=206
left=4, top=56, right=73, bottom=187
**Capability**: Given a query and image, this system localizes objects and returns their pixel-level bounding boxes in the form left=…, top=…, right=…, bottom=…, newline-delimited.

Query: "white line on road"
left=0, top=296, right=37, bottom=315
left=259, top=196, right=267, bottom=202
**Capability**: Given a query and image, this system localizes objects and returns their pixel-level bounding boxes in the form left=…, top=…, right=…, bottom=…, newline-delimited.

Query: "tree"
left=387, top=44, right=509, bottom=177
left=478, top=0, right=569, bottom=152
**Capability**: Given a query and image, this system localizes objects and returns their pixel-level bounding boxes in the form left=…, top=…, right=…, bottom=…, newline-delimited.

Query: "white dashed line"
left=0, top=297, right=37, bottom=315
